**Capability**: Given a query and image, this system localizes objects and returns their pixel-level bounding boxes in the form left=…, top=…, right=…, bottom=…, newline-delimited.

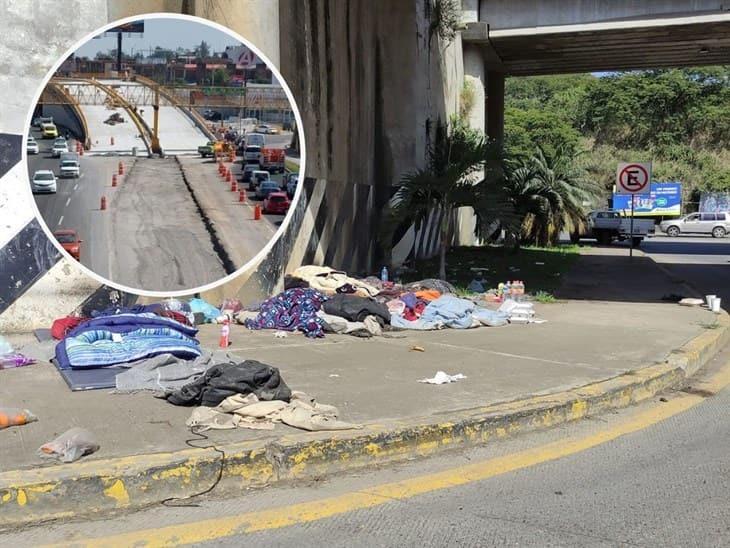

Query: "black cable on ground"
left=160, top=426, right=226, bottom=508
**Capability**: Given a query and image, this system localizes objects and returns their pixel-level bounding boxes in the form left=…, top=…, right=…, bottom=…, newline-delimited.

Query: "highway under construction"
left=28, top=76, right=295, bottom=292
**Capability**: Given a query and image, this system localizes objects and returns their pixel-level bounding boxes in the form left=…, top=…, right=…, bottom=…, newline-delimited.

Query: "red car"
left=53, top=229, right=83, bottom=260
left=263, top=192, right=291, bottom=214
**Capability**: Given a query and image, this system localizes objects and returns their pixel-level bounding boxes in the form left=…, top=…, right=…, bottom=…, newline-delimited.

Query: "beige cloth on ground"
left=186, top=391, right=362, bottom=432
left=291, top=265, right=378, bottom=298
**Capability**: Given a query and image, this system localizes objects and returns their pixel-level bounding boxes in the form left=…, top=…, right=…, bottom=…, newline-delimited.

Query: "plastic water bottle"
left=219, top=320, right=230, bottom=348
left=380, top=266, right=389, bottom=282
left=504, top=281, right=512, bottom=301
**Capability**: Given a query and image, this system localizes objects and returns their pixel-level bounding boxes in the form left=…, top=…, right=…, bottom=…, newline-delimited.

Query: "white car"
left=32, top=170, right=57, bottom=193
left=26, top=137, right=39, bottom=155
left=51, top=138, right=69, bottom=157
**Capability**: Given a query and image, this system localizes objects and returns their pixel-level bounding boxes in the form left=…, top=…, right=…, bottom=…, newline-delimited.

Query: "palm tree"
left=505, top=145, right=599, bottom=246
left=391, top=121, right=504, bottom=279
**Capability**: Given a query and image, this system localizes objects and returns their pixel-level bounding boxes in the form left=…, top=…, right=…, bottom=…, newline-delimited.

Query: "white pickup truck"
left=572, top=210, right=655, bottom=246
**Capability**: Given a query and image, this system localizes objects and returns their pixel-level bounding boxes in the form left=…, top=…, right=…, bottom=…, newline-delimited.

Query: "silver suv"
left=660, top=212, right=729, bottom=238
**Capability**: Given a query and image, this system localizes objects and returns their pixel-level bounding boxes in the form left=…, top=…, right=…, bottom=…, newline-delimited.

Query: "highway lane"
left=27, top=128, right=124, bottom=278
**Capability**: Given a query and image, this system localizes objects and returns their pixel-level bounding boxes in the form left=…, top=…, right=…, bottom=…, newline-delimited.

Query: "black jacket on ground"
left=322, top=294, right=391, bottom=324
left=166, top=360, right=291, bottom=407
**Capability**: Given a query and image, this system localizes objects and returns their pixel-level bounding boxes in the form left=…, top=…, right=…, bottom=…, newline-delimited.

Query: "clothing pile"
left=186, top=391, right=361, bottom=432
left=289, top=266, right=379, bottom=297
left=243, top=288, right=328, bottom=338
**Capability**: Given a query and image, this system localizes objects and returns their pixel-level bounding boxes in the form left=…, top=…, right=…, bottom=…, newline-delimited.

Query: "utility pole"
left=151, top=85, right=161, bottom=154
left=116, top=31, right=122, bottom=72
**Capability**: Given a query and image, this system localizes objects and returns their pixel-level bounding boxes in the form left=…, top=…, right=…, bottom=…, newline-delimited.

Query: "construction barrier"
left=100, top=196, right=107, bottom=211
left=239, top=189, right=246, bottom=202
left=254, top=204, right=262, bottom=220
left=118, top=162, right=124, bottom=175
left=111, top=174, right=117, bottom=187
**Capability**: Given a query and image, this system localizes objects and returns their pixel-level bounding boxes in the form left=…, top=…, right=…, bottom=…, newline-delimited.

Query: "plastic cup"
left=711, top=298, right=722, bottom=313
left=706, top=295, right=716, bottom=307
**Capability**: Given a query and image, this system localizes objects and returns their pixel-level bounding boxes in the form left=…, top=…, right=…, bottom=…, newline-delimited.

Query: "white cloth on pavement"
left=419, top=371, right=467, bottom=385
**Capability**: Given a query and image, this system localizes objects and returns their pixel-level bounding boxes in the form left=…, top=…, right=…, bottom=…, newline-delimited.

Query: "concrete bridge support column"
left=486, top=70, right=505, bottom=145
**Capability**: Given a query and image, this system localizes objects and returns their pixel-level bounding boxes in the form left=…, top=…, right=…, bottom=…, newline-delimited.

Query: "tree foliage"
left=505, top=67, right=730, bottom=195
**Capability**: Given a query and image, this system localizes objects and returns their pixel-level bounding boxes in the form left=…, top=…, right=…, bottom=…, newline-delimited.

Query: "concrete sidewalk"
left=0, top=299, right=720, bottom=471
left=0, top=297, right=727, bottom=527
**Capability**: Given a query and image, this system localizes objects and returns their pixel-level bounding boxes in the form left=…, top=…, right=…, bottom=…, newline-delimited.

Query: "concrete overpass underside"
left=484, top=17, right=730, bottom=75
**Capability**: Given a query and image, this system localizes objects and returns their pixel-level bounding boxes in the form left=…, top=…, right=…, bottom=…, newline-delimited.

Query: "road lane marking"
left=48, top=355, right=730, bottom=548
left=65, top=197, right=71, bottom=207
left=57, top=216, right=64, bottom=227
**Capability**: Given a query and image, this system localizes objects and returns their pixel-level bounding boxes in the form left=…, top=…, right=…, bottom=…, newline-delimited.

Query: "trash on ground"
left=678, top=298, right=704, bottom=307
left=467, top=279, right=486, bottom=293
left=0, top=408, right=37, bottom=429
left=419, top=371, right=467, bottom=385
left=38, top=428, right=99, bottom=463
left=410, top=345, right=425, bottom=352
left=274, top=330, right=288, bottom=338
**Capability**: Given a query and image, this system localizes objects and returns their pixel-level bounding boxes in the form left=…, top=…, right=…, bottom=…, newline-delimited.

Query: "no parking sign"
left=616, top=163, right=652, bottom=195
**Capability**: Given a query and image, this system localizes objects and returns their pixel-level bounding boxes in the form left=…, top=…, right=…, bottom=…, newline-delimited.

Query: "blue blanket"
left=56, top=313, right=200, bottom=370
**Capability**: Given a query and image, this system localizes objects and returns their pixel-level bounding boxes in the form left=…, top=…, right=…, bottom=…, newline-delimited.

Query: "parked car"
left=263, top=191, right=291, bottom=214
left=286, top=173, right=299, bottom=199
left=251, top=170, right=271, bottom=190
left=51, top=138, right=69, bottom=157
left=41, top=123, right=59, bottom=139
left=659, top=212, right=729, bottom=238
left=31, top=170, right=57, bottom=193
left=53, top=229, right=83, bottom=260
left=26, top=136, right=39, bottom=155
left=256, top=180, right=281, bottom=200
left=241, top=163, right=258, bottom=183
left=571, top=209, right=655, bottom=246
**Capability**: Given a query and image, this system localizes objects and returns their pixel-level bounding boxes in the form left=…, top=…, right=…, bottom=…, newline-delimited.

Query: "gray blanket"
left=115, top=350, right=244, bottom=392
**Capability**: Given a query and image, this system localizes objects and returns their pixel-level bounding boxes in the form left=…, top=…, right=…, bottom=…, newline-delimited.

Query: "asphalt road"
left=641, top=235, right=730, bottom=310
left=27, top=128, right=123, bottom=277
left=4, top=348, right=728, bottom=547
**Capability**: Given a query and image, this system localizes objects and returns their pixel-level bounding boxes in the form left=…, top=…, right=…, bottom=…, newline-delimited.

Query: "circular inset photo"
left=26, top=15, right=304, bottom=295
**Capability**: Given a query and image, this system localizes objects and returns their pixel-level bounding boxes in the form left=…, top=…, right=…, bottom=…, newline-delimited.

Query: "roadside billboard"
left=612, top=182, right=682, bottom=216
left=699, top=192, right=730, bottom=213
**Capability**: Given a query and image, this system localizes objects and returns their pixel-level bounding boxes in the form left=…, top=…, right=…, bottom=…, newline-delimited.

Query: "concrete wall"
left=0, top=0, right=109, bottom=330
left=480, top=0, right=727, bottom=29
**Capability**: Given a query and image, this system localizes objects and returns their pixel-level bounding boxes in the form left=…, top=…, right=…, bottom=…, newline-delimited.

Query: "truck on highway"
left=246, top=133, right=266, bottom=148
left=59, top=152, right=80, bottom=178
left=572, top=209, right=655, bottom=246
left=198, top=141, right=216, bottom=158
left=259, top=148, right=285, bottom=172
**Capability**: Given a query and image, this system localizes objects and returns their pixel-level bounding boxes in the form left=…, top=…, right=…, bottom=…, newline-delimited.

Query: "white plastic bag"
left=38, top=427, right=99, bottom=463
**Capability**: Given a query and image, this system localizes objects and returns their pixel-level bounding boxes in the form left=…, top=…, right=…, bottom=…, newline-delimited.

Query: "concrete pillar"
left=462, top=45, right=485, bottom=133
left=461, top=0, right=480, bottom=24
left=194, top=0, right=280, bottom=68
left=486, top=70, right=505, bottom=144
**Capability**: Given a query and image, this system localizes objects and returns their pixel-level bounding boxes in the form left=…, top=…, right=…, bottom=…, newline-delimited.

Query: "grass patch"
left=285, top=159, right=300, bottom=173
left=402, top=244, right=579, bottom=295
left=533, top=291, right=557, bottom=303
left=699, top=319, right=721, bottom=330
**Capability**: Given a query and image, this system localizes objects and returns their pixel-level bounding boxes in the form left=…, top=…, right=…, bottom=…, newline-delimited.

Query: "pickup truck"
left=572, top=210, right=655, bottom=246
left=198, top=141, right=216, bottom=158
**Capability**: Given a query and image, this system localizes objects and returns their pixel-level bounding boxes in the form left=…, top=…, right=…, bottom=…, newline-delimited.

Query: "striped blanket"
left=56, top=314, right=201, bottom=370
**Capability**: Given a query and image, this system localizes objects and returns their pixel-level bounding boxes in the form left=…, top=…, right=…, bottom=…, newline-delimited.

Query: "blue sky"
left=74, top=18, right=241, bottom=58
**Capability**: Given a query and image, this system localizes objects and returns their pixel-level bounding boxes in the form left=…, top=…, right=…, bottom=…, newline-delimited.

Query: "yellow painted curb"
left=1, top=311, right=727, bottom=530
